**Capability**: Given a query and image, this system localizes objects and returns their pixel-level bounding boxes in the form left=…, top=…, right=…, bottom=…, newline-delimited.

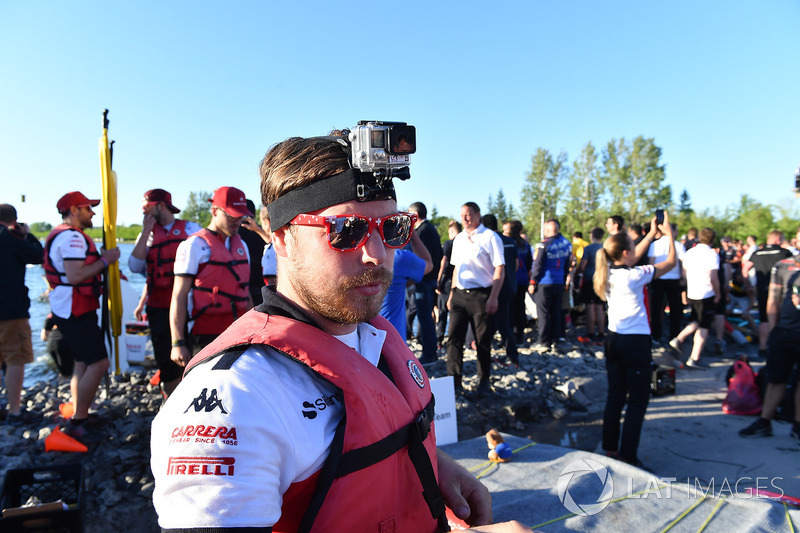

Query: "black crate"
left=0, top=463, right=84, bottom=533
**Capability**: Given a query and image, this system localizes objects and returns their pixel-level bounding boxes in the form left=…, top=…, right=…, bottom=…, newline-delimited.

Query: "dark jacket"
left=0, top=224, right=44, bottom=320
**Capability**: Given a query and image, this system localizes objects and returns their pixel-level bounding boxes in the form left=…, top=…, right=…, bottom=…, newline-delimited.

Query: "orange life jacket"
left=185, top=310, right=445, bottom=533
left=146, top=219, right=190, bottom=309
left=44, top=224, right=102, bottom=317
left=189, top=228, right=250, bottom=335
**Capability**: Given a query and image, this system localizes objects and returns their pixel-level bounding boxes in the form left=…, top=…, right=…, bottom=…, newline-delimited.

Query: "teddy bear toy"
left=486, top=428, right=512, bottom=463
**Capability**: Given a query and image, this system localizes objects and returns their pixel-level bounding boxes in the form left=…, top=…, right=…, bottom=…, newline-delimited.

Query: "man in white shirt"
left=669, top=228, right=720, bottom=368
left=446, top=202, right=505, bottom=396
left=151, top=129, right=528, bottom=532
left=169, top=186, right=253, bottom=367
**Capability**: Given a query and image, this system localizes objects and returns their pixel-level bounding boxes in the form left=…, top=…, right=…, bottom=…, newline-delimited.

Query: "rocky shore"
left=0, top=335, right=615, bottom=532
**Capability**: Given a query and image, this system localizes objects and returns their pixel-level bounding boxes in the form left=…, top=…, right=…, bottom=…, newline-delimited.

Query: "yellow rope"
left=786, top=502, right=796, bottom=533
left=529, top=484, right=667, bottom=529
left=468, top=440, right=538, bottom=472
left=659, top=496, right=707, bottom=533
left=475, top=463, right=497, bottom=479
left=695, top=497, right=725, bottom=533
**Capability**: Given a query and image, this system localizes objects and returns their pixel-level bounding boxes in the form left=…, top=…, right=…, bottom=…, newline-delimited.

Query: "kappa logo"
left=167, top=456, right=235, bottom=476
left=185, top=388, right=228, bottom=414
left=301, top=393, right=341, bottom=420
left=172, top=228, right=182, bottom=235
left=237, top=247, right=245, bottom=256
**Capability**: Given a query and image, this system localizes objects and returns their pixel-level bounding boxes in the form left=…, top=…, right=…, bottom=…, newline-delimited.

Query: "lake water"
left=23, top=242, right=145, bottom=386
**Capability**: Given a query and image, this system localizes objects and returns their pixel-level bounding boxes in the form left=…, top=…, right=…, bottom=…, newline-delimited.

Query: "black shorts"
left=146, top=306, right=184, bottom=383
left=714, top=293, right=727, bottom=314
left=765, top=327, right=800, bottom=384
left=580, top=279, right=604, bottom=305
left=688, top=297, right=716, bottom=329
left=53, top=312, right=107, bottom=366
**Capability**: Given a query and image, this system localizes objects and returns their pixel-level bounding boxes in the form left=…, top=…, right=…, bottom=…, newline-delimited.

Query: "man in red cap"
left=44, top=191, right=120, bottom=438
left=128, top=189, right=202, bottom=396
left=169, top=186, right=253, bottom=367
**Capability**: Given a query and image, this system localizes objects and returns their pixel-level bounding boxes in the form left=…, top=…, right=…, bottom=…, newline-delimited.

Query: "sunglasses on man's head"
left=289, top=212, right=417, bottom=252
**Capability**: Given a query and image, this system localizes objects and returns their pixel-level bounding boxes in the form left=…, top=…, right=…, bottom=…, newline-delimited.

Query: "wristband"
left=100, top=257, right=109, bottom=267
left=171, top=339, right=186, bottom=347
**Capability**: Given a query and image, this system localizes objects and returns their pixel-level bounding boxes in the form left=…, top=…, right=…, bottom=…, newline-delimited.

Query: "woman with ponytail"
left=593, top=212, right=676, bottom=468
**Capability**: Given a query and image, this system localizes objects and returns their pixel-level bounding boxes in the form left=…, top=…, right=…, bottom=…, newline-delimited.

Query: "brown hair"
left=593, top=232, right=632, bottom=301
left=699, top=227, right=715, bottom=245
left=259, top=136, right=350, bottom=207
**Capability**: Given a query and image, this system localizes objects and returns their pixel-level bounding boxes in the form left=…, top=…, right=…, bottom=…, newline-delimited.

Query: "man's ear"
left=272, top=227, right=289, bottom=258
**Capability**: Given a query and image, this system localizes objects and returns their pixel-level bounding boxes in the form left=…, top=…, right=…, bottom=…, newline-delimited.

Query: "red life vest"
left=186, top=310, right=444, bottom=533
left=44, top=224, right=102, bottom=317
left=146, top=219, right=190, bottom=309
left=190, top=229, right=250, bottom=335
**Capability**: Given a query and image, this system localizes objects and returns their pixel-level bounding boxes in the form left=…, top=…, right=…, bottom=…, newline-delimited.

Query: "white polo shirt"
left=450, top=224, right=505, bottom=289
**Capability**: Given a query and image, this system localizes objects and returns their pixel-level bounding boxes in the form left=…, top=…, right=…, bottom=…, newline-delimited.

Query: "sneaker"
left=713, top=339, right=724, bottom=355
left=668, top=338, right=682, bottom=354
left=418, top=355, right=438, bottom=365
left=739, top=418, right=773, bottom=438
left=5, top=412, right=25, bottom=427
left=685, top=358, right=708, bottom=369
left=475, top=380, right=491, bottom=397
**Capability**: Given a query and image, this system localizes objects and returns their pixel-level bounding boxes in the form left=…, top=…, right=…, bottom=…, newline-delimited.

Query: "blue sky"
left=1, top=1, right=798, bottom=228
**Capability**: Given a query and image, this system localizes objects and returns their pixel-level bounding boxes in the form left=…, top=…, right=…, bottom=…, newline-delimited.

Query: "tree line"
left=434, top=135, right=799, bottom=244
left=28, top=145, right=800, bottom=246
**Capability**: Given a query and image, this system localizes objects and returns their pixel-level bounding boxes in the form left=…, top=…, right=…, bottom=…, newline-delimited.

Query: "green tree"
left=601, top=138, right=629, bottom=218
left=563, top=142, right=602, bottom=235
left=600, top=136, right=670, bottom=225
left=627, top=136, right=671, bottom=224
left=183, top=191, right=213, bottom=227
left=678, top=189, right=693, bottom=215
left=486, top=189, right=516, bottom=224
left=520, top=148, right=567, bottom=240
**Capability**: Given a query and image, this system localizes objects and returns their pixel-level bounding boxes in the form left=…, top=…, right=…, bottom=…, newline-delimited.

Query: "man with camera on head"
left=168, top=186, right=253, bottom=368
left=128, top=189, right=202, bottom=397
left=151, top=123, right=530, bottom=533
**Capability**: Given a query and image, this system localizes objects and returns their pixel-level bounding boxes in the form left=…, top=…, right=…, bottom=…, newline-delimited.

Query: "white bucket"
left=126, top=334, right=148, bottom=362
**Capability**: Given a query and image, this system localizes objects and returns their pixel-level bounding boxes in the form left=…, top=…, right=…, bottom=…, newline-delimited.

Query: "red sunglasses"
left=289, top=212, right=417, bottom=252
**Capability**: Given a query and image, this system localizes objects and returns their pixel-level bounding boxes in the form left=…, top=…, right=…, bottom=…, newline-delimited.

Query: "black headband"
left=266, top=168, right=397, bottom=229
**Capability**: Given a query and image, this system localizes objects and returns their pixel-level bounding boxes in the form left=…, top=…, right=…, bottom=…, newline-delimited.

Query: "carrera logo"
left=185, top=388, right=228, bottom=414
left=301, top=393, right=341, bottom=420
left=167, top=456, right=235, bottom=476
left=170, top=425, right=238, bottom=446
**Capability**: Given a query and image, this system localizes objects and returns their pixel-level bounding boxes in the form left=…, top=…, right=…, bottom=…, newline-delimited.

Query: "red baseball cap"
left=56, top=191, right=100, bottom=214
left=144, top=189, right=181, bottom=214
left=209, top=186, right=253, bottom=217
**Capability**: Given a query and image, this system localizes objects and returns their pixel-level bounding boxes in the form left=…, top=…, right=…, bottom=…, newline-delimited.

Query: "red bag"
left=722, top=361, right=763, bottom=415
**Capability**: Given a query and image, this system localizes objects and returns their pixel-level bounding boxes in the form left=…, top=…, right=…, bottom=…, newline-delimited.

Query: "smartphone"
left=655, top=209, right=664, bottom=225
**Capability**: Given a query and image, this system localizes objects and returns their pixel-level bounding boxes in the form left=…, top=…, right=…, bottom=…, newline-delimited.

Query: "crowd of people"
left=1, top=132, right=798, bottom=529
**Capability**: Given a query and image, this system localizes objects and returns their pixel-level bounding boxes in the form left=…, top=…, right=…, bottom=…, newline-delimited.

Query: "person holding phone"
left=594, top=212, right=676, bottom=467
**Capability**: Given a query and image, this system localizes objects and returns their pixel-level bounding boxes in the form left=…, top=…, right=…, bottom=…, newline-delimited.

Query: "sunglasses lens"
left=329, top=216, right=369, bottom=250
left=382, top=215, right=413, bottom=248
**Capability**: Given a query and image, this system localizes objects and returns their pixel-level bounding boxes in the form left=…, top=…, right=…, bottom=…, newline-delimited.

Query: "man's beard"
left=289, top=250, right=393, bottom=325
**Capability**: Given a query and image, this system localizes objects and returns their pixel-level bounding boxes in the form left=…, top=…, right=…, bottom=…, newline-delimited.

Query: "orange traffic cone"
left=59, top=402, right=74, bottom=419
left=45, top=427, right=88, bottom=453
left=149, top=370, right=161, bottom=386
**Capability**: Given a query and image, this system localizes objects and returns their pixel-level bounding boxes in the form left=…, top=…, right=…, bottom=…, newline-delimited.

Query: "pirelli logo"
left=166, top=457, right=235, bottom=476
